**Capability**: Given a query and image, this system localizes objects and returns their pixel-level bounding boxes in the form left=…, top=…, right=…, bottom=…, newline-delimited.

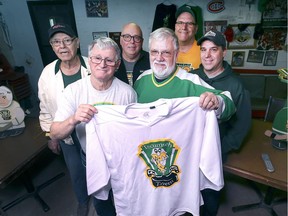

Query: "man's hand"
left=73, top=104, right=98, bottom=124
left=48, top=139, right=61, bottom=155
left=199, top=92, right=219, bottom=110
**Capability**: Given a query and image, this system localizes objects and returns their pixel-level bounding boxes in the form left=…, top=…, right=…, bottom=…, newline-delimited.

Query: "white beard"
left=152, top=60, right=175, bottom=79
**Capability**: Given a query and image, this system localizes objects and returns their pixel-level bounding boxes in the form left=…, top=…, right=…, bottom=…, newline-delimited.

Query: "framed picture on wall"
left=92, top=31, right=108, bottom=40
left=263, top=51, right=278, bottom=66
left=256, top=28, right=287, bottom=50
left=109, top=32, right=121, bottom=47
left=204, top=20, right=228, bottom=33
left=231, top=51, right=245, bottom=67
left=85, top=0, right=108, bottom=17
left=228, top=25, right=256, bottom=49
left=247, top=50, right=265, bottom=63
left=262, top=0, right=287, bottom=27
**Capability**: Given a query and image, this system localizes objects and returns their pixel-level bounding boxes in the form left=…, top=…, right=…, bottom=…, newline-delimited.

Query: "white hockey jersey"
left=86, top=97, right=223, bottom=216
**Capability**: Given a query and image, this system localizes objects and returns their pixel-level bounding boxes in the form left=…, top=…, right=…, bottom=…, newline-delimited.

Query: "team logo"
left=138, top=139, right=180, bottom=188
left=0, top=110, right=11, bottom=120
left=207, top=0, right=225, bottom=13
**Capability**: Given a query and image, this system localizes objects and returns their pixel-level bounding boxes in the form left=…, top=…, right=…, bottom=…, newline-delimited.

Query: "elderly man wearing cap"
left=38, top=23, right=91, bottom=216
left=175, top=4, right=201, bottom=72
left=194, top=30, right=252, bottom=216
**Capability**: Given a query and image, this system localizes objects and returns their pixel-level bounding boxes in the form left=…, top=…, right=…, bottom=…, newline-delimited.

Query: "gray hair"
left=149, top=27, right=179, bottom=51
left=88, top=37, right=121, bottom=61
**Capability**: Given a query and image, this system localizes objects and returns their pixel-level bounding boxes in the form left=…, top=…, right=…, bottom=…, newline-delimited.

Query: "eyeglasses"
left=89, top=56, right=117, bottom=66
left=50, top=38, right=76, bottom=47
left=150, top=50, right=174, bottom=58
left=121, top=34, right=143, bottom=43
left=176, top=21, right=196, bottom=26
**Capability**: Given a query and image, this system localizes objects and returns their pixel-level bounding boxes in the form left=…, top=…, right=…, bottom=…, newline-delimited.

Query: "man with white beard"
left=134, top=27, right=235, bottom=122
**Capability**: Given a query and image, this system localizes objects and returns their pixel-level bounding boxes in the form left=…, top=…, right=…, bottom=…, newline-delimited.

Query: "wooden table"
left=0, top=117, right=64, bottom=213
left=224, top=119, right=287, bottom=215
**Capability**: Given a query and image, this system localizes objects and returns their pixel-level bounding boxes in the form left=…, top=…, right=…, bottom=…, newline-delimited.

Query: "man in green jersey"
left=134, top=27, right=235, bottom=121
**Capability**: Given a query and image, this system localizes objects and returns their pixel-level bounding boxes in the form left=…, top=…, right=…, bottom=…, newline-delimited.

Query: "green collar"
left=54, top=55, right=87, bottom=74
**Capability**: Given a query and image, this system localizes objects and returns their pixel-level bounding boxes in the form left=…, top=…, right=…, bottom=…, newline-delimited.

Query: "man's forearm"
left=50, top=116, right=78, bottom=140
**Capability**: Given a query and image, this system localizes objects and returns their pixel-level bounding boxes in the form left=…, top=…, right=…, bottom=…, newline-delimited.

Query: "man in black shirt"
left=115, top=22, right=150, bottom=86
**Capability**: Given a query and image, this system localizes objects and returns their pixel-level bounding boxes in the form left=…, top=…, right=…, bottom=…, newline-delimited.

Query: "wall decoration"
left=92, top=31, right=108, bottom=40
left=262, top=0, right=287, bottom=27
left=204, top=20, right=227, bottom=33
left=231, top=51, right=245, bottom=67
left=247, top=50, right=265, bottom=63
left=109, top=32, right=121, bottom=47
left=263, top=51, right=278, bottom=66
left=228, top=25, right=256, bottom=49
left=256, top=28, right=287, bottom=50
left=207, top=0, right=225, bottom=13
left=85, top=0, right=108, bottom=17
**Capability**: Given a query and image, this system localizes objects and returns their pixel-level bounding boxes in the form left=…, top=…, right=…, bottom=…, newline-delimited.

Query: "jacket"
left=194, top=61, right=252, bottom=161
left=115, top=50, right=150, bottom=85
left=38, top=56, right=90, bottom=133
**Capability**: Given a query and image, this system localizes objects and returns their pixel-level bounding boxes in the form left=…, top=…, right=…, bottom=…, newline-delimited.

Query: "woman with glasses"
left=38, top=23, right=91, bottom=216
left=115, top=22, right=150, bottom=86
left=50, top=37, right=137, bottom=216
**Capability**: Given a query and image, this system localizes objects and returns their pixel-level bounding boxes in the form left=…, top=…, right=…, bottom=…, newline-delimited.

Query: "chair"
left=264, top=96, right=286, bottom=122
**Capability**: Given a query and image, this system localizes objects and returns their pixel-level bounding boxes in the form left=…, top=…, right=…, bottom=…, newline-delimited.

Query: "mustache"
left=153, top=60, right=167, bottom=67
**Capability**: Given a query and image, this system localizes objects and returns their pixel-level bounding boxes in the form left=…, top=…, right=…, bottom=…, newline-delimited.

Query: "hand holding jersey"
left=199, top=91, right=220, bottom=110
left=73, top=104, right=98, bottom=124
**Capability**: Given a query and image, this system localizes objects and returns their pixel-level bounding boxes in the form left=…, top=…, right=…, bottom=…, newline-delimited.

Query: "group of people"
left=38, top=4, right=251, bottom=216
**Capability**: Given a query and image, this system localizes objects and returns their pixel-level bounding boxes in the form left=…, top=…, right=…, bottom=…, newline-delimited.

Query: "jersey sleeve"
left=86, top=117, right=111, bottom=199
left=199, top=110, right=224, bottom=191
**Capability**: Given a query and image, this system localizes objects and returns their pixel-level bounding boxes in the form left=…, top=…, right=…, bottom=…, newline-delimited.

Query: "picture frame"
left=204, top=20, right=228, bottom=34
left=247, top=50, right=265, bottom=63
left=92, top=31, right=108, bottom=40
left=256, top=28, right=287, bottom=51
left=109, top=32, right=121, bottom=47
left=228, top=25, right=256, bottom=49
left=262, top=0, right=287, bottom=27
left=85, top=0, right=108, bottom=17
left=263, top=51, right=278, bottom=66
left=231, top=51, right=245, bottom=67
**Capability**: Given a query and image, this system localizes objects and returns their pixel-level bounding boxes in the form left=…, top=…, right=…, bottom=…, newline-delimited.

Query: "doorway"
left=27, top=0, right=79, bottom=66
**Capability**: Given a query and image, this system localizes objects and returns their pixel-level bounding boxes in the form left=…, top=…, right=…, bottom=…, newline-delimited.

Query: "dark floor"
left=0, top=149, right=286, bottom=216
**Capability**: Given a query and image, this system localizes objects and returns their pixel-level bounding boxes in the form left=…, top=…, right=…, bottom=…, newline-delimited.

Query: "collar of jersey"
left=151, top=67, right=179, bottom=87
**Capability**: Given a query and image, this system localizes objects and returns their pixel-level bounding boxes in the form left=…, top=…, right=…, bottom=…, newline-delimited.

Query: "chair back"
left=264, top=96, right=287, bottom=122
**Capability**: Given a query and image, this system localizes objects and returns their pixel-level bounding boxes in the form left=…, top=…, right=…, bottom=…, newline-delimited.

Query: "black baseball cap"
left=48, top=23, right=76, bottom=39
left=175, top=4, right=196, bottom=21
left=197, top=30, right=227, bottom=49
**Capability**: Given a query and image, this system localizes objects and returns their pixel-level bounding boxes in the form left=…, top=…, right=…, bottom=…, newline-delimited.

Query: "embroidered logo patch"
left=138, top=139, right=180, bottom=188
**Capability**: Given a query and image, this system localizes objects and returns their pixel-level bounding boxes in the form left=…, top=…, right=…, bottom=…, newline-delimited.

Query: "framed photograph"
left=263, top=51, right=278, bottom=66
left=231, top=51, right=245, bottom=67
left=85, top=0, right=108, bottom=17
left=204, top=20, right=228, bottom=34
left=262, top=0, right=287, bottom=27
left=247, top=50, right=265, bottom=63
left=257, top=28, right=287, bottom=50
left=109, top=32, right=121, bottom=47
left=92, top=31, right=108, bottom=40
left=228, top=25, right=256, bottom=49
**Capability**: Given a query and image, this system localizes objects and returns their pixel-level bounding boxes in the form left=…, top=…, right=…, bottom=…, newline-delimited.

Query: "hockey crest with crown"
left=138, top=139, right=180, bottom=188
